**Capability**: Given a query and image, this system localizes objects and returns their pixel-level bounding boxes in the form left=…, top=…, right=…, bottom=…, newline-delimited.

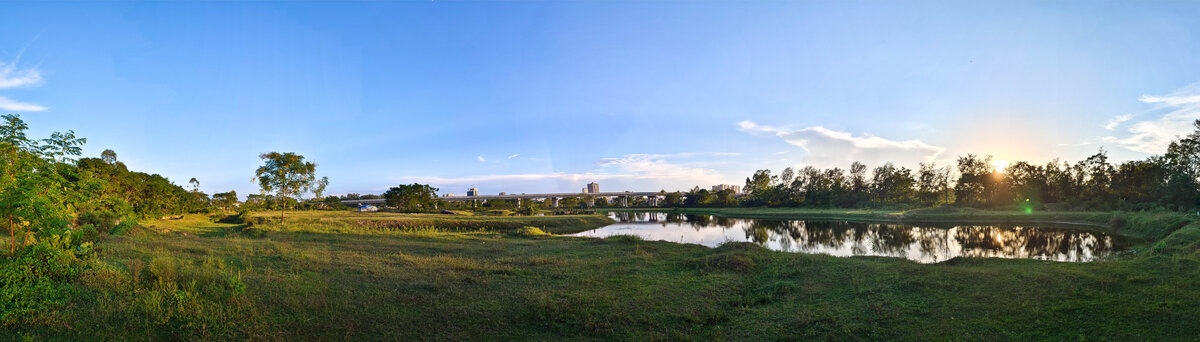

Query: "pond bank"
left=599, top=207, right=1196, bottom=241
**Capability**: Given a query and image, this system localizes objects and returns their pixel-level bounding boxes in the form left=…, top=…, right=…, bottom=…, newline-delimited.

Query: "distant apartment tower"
left=467, top=187, right=479, bottom=196
left=586, top=182, right=600, bottom=194
left=712, top=184, right=741, bottom=193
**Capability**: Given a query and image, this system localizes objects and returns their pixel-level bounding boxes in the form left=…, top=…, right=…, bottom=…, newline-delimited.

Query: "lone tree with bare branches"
left=254, top=152, right=319, bottom=224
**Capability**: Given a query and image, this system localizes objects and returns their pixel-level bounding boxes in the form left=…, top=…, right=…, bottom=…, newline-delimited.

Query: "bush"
left=236, top=226, right=266, bottom=239
left=72, top=224, right=100, bottom=245
left=512, top=226, right=550, bottom=237
left=215, top=214, right=245, bottom=224
left=110, top=221, right=136, bottom=235
left=0, top=243, right=80, bottom=325
left=78, top=210, right=121, bottom=233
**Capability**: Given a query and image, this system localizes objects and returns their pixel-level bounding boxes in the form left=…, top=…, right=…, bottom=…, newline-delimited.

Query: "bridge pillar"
left=587, top=197, right=595, bottom=208
left=620, top=196, right=628, bottom=207
left=551, top=197, right=559, bottom=208
left=516, top=198, right=521, bottom=208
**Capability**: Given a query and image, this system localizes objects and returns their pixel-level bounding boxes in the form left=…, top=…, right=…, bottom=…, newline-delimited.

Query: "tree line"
left=736, top=121, right=1200, bottom=211
left=1, top=114, right=216, bottom=256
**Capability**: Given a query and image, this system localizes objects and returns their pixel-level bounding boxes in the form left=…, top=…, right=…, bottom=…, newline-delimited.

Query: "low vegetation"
left=2, top=209, right=1197, bottom=340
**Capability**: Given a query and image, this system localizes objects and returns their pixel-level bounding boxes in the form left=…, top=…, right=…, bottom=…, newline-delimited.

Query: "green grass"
left=5, top=209, right=1200, bottom=340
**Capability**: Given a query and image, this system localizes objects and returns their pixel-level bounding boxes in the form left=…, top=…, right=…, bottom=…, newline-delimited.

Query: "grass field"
left=6, top=209, right=1200, bottom=340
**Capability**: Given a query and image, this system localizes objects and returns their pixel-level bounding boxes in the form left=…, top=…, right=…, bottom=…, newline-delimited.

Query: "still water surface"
left=572, top=212, right=1130, bottom=263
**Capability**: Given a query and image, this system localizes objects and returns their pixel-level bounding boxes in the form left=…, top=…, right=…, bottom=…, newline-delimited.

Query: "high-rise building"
left=467, top=187, right=478, bottom=196
left=587, top=182, right=600, bottom=193
left=712, top=184, right=742, bottom=193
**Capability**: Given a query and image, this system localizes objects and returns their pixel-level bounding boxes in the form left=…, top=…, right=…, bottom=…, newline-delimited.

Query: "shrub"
left=0, top=243, right=80, bottom=325
left=110, top=221, right=136, bottom=235
left=512, top=226, right=550, bottom=237
left=217, top=210, right=251, bottom=224
left=236, top=226, right=267, bottom=239
left=72, top=224, right=100, bottom=245
left=78, top=210, right=122, bottom=233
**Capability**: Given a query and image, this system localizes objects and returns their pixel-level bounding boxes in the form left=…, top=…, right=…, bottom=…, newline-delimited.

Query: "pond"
left=571, top=212, right=1132, bottom=263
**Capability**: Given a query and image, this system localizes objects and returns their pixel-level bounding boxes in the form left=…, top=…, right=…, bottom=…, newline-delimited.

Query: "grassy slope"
left=7, top=209, right=1200, bottom=340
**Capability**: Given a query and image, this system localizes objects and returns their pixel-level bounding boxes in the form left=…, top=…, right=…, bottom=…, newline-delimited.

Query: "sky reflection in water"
left=572, top=212, right=1129, bottom=263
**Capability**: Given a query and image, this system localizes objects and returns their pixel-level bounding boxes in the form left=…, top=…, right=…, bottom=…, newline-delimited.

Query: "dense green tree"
left=1165, top=120, right=1200, bottom=181
left=1004, top=161, right=1047, bottom=208
left=744, top=169, right=776, bottom=206
left=100, top=149, right=117, bottom=165
left=1077, top=149, right=1115, bottom=208
left=254, top=152, right=319, bottom=224
left=0, top=115, right=85, bottom=255
left=847, top=162, right=869, bottom=207
left=1111, top=158, right=1167, bottom=209
left=663, top=192, right=684, bottom=208
left=869, top=163, right=916, bottom=206
left=916, top=162, right=952, bottom=206
left=714, top=189, right=738, bottom=207
left=684, top=187, right=714, bottom=207
left=312, top=177, right=329, bottom=202
left=954, top=154, right=991, bottom=207
left=212, top=191, right=239, bottom=212
left=558, top=196, right=583, bottom=209
left=383, top=183, right=439, bottom=211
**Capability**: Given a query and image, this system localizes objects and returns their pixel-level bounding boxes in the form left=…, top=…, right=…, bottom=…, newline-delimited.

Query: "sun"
left=992, top=159, right=1009, bottom=173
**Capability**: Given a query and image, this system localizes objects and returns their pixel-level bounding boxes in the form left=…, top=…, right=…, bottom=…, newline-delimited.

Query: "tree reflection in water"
left=582, top=212, right=1127, bottom=263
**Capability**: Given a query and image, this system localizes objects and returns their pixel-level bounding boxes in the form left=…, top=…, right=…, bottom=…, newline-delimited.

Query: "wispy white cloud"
left=476, top=156, right=486, bottom=163
left=408, top=172, right=600, bottom=184
left=594, top=153, right=726, bottom=182
left=740, top=121, right=944, bottom=168
left=0, top=51, right=46, bottom=112
left=1139, top=90, right=1200, bottom=107
left=0, top=96, right=46, bottom=112
left=406, top=153, right=734, bottom=190
left=1057, top=140, right=1094, bottom=147
left=1105, top=114, right=1134, bottom=130
left=507, top=153, right=520, bottom=159
left=0, top=60, right=41, bottom=89
left=1103, top=83, right=1200, bottom=154
left=737, top=120, right=786, bottom=135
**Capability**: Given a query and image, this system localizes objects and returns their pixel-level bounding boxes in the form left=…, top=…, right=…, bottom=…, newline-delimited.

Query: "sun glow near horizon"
left=993, top=159, right=1009, bottom=173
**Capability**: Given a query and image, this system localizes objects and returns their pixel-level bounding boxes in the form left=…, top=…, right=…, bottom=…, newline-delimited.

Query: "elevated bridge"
left=341, top=191, right=740, bottom=208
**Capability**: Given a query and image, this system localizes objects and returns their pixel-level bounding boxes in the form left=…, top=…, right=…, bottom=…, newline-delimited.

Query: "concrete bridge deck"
left=341, top=191, right=745, bottom=208
left=342, top=192, right=664, bottom=206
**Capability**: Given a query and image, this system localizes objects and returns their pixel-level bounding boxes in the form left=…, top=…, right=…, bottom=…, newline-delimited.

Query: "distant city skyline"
left=2, top=2, right=1199, bottom=197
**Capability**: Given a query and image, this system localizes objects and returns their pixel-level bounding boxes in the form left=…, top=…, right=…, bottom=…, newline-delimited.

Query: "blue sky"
left=2, top=1, right=1199, bottom=197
